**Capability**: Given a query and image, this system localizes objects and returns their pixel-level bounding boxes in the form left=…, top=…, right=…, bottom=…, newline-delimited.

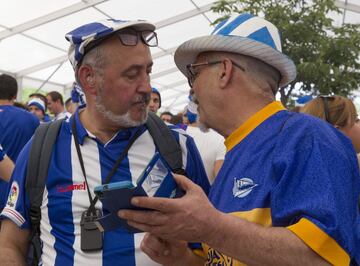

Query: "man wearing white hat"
left=0, top=19, right=209, bottom=265
left=28, top=97, right=48, bottom=122
left=119, top=13, right=360, bottom=265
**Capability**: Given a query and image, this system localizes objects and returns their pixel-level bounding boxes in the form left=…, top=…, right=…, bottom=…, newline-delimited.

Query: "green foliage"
left=211, top=0, right=360, bottom=106
left=21, top=88, right=47, bottom=103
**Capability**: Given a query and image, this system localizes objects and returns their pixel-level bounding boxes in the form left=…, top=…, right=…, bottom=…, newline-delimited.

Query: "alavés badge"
left=232, top=177, right=258, bottom=198
left=7, top=181, right=19, bottom=208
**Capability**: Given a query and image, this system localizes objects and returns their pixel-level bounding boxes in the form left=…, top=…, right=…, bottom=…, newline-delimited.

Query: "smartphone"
left=94, top=180, right=134, bottom=198
left=93, top=153, right=180, bottom=232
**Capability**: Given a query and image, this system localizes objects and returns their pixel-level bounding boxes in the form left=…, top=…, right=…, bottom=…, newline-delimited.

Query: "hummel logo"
left=232, top=178, right=258, bottom=198
left=57, top=181, right=86, bottom=193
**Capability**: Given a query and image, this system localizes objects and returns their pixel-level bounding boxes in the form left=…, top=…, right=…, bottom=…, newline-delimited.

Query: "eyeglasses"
left=318, top=95, right=335, bottom=123
left=115, top=28, right=158, bottom=47
left=186, top=60, right=245, bottom=88
left=82, top=28, right=158, bottom=64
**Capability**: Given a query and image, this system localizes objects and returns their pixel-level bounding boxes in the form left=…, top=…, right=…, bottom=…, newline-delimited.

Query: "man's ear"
left=218, top=58, right=233, bottom=89
left=78, top=65, right=97, bottom=95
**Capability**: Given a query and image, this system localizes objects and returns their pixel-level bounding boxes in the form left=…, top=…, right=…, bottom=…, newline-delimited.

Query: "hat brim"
left=174, top=35, right=296, bottom=87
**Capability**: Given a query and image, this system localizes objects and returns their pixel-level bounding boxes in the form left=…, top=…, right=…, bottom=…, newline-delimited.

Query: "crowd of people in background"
left=0, top=13, right=358, bottom=266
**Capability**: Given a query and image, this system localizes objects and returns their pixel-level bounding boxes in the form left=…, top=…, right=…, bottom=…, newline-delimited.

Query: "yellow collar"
left=225, top=101, right=286, bottom=152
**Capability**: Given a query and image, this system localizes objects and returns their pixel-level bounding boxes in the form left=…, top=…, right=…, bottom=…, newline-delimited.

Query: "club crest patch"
left=7, top=181, right=19, bottom=208
left=232, top=177, right=258, bottom=198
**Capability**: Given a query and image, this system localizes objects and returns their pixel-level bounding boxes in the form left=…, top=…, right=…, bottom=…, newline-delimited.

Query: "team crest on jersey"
left=206, top=248, right=233, bottom=265
left=7, top=181, right=19, bottom=208
left=232, top=177, right=258, bottom=198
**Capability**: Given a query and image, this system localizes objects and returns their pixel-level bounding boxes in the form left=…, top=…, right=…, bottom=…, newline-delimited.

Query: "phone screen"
left=141, top=157, right=169, bottom=197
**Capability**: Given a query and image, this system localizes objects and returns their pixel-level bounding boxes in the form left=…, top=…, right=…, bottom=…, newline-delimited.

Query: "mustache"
left=134, top=94, right=150, bottom=105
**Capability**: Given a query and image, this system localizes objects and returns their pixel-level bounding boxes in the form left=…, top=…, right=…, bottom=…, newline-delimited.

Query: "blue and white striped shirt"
left=1, top=109, right=209, bottom=266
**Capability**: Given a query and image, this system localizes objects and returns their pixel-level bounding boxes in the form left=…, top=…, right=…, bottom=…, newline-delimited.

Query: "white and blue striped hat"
left=66, top=19, right=155, bottom=68
left=28, top=98, right=45, bottom=113
left=174, top=13, right=296, bottom=87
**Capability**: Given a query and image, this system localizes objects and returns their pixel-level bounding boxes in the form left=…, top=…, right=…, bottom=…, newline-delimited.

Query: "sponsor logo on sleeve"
left=7, top=181, right=19, bottom=208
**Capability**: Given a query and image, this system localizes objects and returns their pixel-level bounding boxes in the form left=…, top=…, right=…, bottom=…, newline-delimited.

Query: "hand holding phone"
left=93, top=153, right=180, bottom=232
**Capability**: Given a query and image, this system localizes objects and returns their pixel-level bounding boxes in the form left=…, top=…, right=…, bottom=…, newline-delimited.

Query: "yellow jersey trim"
left=225, top=101, right=286, bottom=152
left=192, top=248, right=206, bottom=259
left=231, top=208, right=272, bottom=227
left=287, top=218, right=350, bottom=265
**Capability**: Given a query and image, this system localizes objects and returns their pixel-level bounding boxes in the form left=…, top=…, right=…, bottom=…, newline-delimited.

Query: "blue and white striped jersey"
left=1, top=110, right=209, bottom=266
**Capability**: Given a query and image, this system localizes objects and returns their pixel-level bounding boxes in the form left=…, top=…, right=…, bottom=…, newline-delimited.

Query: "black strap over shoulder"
left=25, top=119, right=64, bottom=266
left=26, top=119, right=64, bottom=221
left=146, top=112, right=185, bottom=174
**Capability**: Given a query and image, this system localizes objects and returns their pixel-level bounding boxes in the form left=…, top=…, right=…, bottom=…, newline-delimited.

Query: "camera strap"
left=72, top=117, right=143, bottom=215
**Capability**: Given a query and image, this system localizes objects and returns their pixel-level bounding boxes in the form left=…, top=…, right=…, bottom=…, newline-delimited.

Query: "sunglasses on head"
left=318, top=95, right=335, bottom=123
left=80, top=28, right=158, bottom=65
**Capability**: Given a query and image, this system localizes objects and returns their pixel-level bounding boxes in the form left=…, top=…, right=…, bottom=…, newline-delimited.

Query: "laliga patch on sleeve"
left=6, top=181, right=19, bottom=208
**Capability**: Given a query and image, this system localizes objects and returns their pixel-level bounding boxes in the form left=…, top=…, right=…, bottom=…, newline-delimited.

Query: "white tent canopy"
left=0, top=0, right=359, bottom=113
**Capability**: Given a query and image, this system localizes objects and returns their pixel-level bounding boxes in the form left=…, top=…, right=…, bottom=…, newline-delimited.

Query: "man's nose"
left=138, top=76, right=151, bottom=94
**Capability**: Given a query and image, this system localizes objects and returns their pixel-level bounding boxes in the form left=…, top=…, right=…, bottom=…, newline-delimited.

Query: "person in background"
left=29, top=92, right=47, bottom=105
left=148, top=87, right=161, bottom=113
left=27, top=97, right=49, bottom=122
left=291, top=95, right=313, bottom=113
left=119, top=13, right=360, bottom=265
left=185, top=100, right=226, bottom=183
left=28, top=93, right=51, bottom=122
left=160, top=111, right=173, bottom=123
left=301, top=95, right=360, bottom=166
left=13, top=101, right=29, bottom=111
left=46, top=91, right=71, bottom=120
left=65, top=97, right=77, bottom=115
left=0, top=74, right=39, bottom=211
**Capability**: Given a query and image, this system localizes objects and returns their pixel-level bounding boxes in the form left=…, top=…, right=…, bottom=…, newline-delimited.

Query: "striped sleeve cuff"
left=1, top=207, right=26, bottom=227
left=287, top=218, right=350, bottom=265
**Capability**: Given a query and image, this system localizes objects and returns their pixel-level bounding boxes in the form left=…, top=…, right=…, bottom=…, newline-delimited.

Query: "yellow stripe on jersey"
left=287, top=218, right=350, bottom=265
left=225, top=101, right=286, bottom=152
left=192, top=248, right=206, bottom=259
left=231, top=208, right=272, bottom=226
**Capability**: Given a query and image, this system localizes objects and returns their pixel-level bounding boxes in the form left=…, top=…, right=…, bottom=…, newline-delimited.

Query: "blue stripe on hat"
left=74, top=46, right=83, bottom=64
left=211, top=17, right=229, bottom=35
left=248, top=26, right=277, bottom=50
left=215, top=13, right=254, bottom=36
left=66, top=22, right=111, bottom=44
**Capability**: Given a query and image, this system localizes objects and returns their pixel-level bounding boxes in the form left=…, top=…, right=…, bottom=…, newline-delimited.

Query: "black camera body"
left=80, top=209, right=103, bottom=252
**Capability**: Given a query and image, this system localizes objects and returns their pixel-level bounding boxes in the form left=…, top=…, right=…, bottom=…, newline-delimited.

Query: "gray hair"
left=75, top=45, right=107, bottom=85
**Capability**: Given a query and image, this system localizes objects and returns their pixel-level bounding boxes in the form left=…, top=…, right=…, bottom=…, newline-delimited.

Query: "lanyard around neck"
left=71, top=117, right=143, bottom=215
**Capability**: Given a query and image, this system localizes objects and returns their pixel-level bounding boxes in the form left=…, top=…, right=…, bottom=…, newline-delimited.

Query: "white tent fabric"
left=0, top=0, right=359, bottom=113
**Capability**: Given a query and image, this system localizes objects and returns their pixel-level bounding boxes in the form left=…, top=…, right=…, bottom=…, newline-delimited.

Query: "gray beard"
left=95, top=85, right=148, bottom=128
